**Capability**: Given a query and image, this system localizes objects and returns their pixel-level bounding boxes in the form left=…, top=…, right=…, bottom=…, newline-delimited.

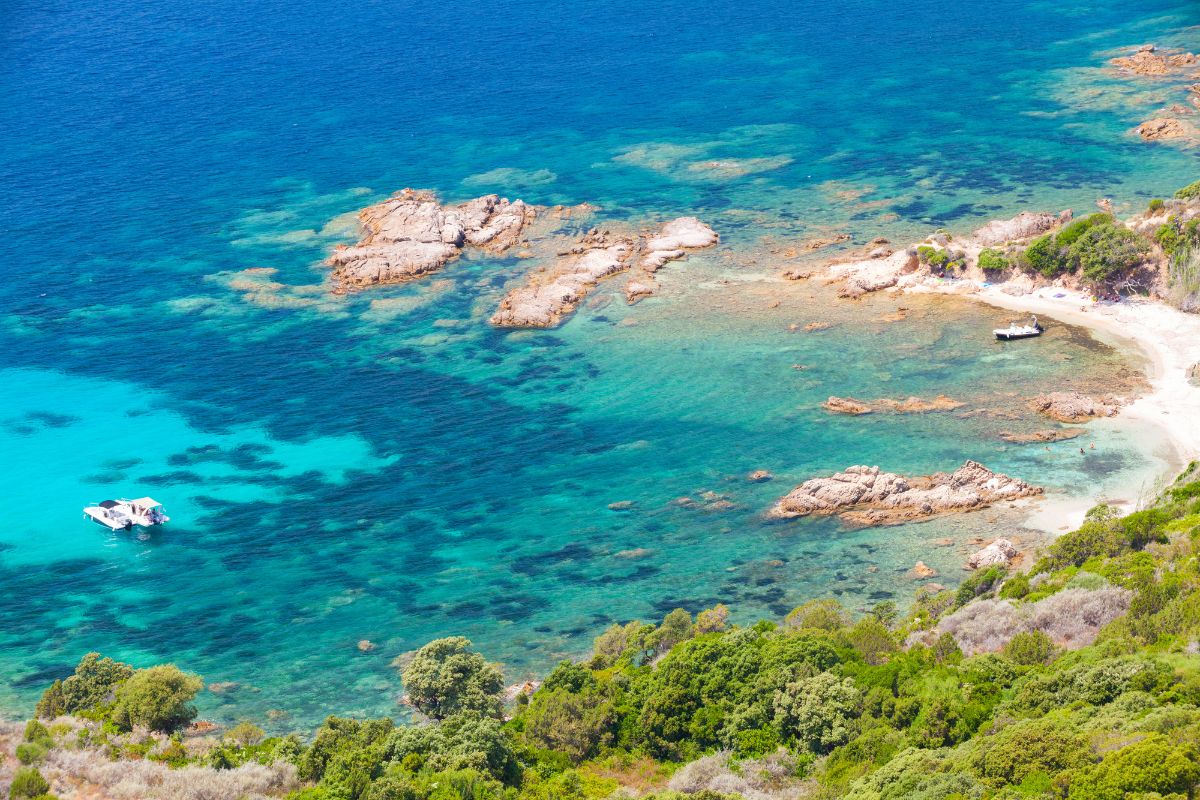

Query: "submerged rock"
left=822, top=395, right=964, bottom=415
left=908, top=561, right=938, bottom=579
left=1030, top=391, right=1122, bottom=423
left=823, top=396, right=874, bottom=415
left=767, top=461, right=1042, bottom=526
left=1135, top=117, right=1194, bottom=141
left=748, top=469, right=774, bottom=482
left=491, top=218, right=717, bottom=327
left=998, top=428, right=1087, bottom=443
left=966, top=538, right=1018, bottom=569
left=490, top=233, right=633, bottom=328
left=328, top=189, right=535, bottom=289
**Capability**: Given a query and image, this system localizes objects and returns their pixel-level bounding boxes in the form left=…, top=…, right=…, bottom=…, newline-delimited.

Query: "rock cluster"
left=1135, top=117, right=1193, bottom=141
left=1110, top=45, right=1198, bottom=76
left=328, top=190, right=535, bottom=289
left=829, top=250, right=919, bottom=298
left=491, top=218, right=717, bottom=327
left=966, top=538, right=1018, bottom=570
left=1029, top=392, right=1122, bottom=423
left=767, top=461, right=1042, bottom=526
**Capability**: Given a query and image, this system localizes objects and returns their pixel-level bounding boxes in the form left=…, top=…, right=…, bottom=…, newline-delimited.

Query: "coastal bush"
left=1068, top=734, right=1200, bottom=800
left=7, top=767, right=49, bottom=799
left=1022, top=233, right=1065, bottom=276
left=49, top=652, right=134, bottom=716
left=695, top=603, right=730, bottom=634
left=111, top=664, right=203, bottom=732
left=15, top=741, right=49, bottom=765
left=1174, top=179, right=1200, bottom=199
left=1148, top=198, right=1165, bottom=212
left=841, top=747, right=982, bottom=800
left=773, top=671, right=862, bottom=752
left=300, top=716, right=394, bottom=783
left=976, top=248, right=1009, bottom=274
left=784, top=598, right=847, bottom=631
left=969, top=717, right=1089, bottom=787
left=1068, top=221, right=1150, bottom=285
left=1001, top=630, right=1057, bottom=666
left=647, top=608, right=695, bottom=656
left=384, top=713, right=520, bottom=783
left=521, top=687, right=614, bottom=762
left=590, top=620, right=655, bottom=667
left=401, top=637, right=504, bottom=720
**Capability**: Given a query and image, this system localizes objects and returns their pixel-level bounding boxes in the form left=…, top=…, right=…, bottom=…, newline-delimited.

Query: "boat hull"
left=994, top=331, right=1043, bottom=341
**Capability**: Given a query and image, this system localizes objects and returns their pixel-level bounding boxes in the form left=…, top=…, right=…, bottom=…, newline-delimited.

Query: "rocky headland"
left=767, top=461, right=1042, bottom=526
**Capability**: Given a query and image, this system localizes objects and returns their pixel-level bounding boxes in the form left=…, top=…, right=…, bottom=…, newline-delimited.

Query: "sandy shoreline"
left=965, top=285, right=1200, bottom=528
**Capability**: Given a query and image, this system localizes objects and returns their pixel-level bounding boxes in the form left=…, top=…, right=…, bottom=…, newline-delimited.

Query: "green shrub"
left=784, top=598, right=848, bottom=631
left=401, top=637, right=504, bottom=720
left=8, top=767, right=49, bottom=799
left=977, top=248, right=1009, bottom=273
left=14, top=742, right=48, bottom=765
left=522, top=687, right=614, bottom=763
left=1174, top=179, right=1200, bottom=200
left=1068, top=222, right=1150, bottom=285
left=1022, top=233, right=1066, bottom=277
left=1149, top=198, right=1165, bottom=212
left=111, top=664, right=203, bottom=732
left=1055, top=213, right=1109, bottom=249
left=1068, top=734, right=1200, bottom=799
left=773, top=671, right=862, bottom=753
left=970, top=717, right=1089, bottom=787
left=1002, top=631, right=1057, bottom=666
left=50, top=653, right=134, bottom=716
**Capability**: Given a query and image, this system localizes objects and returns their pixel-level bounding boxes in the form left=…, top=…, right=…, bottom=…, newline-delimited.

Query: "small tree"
left=8, top=766, right=49, bottom=799
left=112, top=665, right=203, bottom=732
left=56, top=652, right=134, bottom=714
left=226, top=721, right=266, bottom=747
left=784, top=599, right=847, bottom=632
left=1002, top=630, right=1057, bottom=666
left=647, top=609, right=694, bottom=655
left=695, top=604, right=730, bottom=634
left=401, top=637, right=503, bottom=720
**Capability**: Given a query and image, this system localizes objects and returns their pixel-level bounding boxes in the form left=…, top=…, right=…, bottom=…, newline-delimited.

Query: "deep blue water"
left=0, top=0, right=1197, bottom=726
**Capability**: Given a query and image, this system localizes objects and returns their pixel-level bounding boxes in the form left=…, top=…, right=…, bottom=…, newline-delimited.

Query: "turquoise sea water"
left=0, top=0, right=1197, bottom=726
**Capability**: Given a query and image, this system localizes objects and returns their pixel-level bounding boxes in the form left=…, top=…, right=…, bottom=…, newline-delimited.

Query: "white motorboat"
left=84, top=497, right=169, bottom=531
left=994, top=315, right=1043, bottom=341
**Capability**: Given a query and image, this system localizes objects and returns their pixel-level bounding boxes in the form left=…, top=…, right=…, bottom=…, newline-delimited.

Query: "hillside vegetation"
left=6, top=463, right=1200, bottom=800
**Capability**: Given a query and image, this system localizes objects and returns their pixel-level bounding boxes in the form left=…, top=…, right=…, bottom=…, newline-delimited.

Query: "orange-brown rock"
left=1030, top=392, right=1122, bottom=423
left=1110, top=45, right=1198, bottom=76
left=823, top=396, right=874, bottom=415
left=1135, top=117, right=1193, bottom=141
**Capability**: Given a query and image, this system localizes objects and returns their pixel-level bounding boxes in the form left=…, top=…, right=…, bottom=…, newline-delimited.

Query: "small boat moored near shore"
left=83, top=497, right=169, bottom=531
left=994, top=315, right=1044, bottom=341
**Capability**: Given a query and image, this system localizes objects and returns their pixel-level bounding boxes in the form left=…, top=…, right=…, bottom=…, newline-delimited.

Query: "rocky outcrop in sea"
left=1029, top=391, right=1123, bottom=423
left=767, top=461, right=1042, bottom=526
left=328, top=189, right=535, bottom=289
left=490, top=217, right=718, bottom=328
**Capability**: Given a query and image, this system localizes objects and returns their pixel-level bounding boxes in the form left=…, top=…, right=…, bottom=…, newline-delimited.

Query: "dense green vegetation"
left=1018, top=213, right=1152, bottom=284
left=22, top=463, right=1200, bottom=800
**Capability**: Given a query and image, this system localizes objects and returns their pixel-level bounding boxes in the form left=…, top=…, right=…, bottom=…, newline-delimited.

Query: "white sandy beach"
left=969, top=285, right=1200, bottom=529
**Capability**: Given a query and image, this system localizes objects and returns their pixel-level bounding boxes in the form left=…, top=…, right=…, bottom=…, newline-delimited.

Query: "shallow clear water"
left=0, top=0, right=1196, bottom=726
